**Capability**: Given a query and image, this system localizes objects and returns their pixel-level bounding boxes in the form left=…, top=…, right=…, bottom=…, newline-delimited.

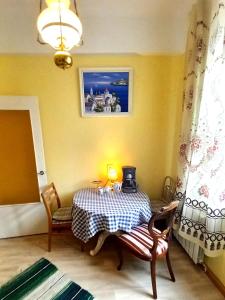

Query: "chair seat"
left=151, top=199, right=168, bottom=213
left=52, top=207, right=72, bottom=222
left=52, top=219, right=72, bottom=225
left=118, top=223, right=168, bottom=259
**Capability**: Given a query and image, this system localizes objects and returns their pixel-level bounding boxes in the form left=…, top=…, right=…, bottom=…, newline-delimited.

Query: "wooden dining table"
left=72, top=188, right=152, bottom=255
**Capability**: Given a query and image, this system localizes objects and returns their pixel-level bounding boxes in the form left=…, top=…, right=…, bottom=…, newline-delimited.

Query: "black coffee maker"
left=122, top=166, right=137, bottom=193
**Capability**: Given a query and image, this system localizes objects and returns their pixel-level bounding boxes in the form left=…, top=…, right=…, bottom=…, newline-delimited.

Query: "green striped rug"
left=0, top=258, right=94, bottom=300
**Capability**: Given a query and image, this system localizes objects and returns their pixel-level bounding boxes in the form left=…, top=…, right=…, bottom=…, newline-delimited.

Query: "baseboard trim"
left=206, top=266, right=225, bottom=297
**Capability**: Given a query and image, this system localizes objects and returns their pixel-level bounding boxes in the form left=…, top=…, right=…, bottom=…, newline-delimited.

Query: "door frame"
left=0, top=96, right=48, bottom=238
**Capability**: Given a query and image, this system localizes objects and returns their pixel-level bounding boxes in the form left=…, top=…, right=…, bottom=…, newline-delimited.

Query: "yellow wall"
left=205, top=254, right=225, bottom=287
left=0, top=54, right=183, bottom=204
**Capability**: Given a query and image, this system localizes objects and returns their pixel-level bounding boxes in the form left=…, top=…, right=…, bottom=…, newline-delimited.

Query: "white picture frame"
left=79, top=67, right=133, bottom=117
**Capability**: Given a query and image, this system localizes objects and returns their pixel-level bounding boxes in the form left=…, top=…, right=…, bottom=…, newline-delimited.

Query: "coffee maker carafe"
left=122, top=166, right=137, bottom=193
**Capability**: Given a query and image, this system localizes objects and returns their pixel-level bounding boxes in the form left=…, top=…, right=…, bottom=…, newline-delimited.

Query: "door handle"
left=37, top=171, right=45, bottom=175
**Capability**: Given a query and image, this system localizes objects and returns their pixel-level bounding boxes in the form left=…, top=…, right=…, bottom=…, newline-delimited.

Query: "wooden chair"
left=151, top=176, right=176, bottom=214
left=116, top=200, right=179, bottom=299
left=41, top=183, right=72, bottom=252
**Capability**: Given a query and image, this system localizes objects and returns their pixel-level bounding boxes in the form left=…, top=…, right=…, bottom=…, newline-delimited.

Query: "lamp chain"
left=73, top=0, right=79, bottom=16
left=58, top=0, right=64, bottom=50
left=37, top=0, right=46, bottom=45
left=73, top=0, right=84, bottom=46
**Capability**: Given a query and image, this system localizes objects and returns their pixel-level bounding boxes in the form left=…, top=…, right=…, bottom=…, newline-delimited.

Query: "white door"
left=0, top=96, right=48, bottom=238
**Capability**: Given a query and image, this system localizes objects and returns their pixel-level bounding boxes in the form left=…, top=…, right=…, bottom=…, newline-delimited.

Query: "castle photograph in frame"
left=79, top=68, right=133, bottom=116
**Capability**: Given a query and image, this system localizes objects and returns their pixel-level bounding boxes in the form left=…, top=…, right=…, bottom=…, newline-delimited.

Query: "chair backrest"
left=41, top=183, right=61, bottom=224
left=148, top=200, right=179, bottom=257
left=161, top=176, right=176, bottom=204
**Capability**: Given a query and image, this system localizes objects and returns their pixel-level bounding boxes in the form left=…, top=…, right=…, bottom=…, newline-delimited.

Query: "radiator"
left=173, top=231, right=204, bottom=264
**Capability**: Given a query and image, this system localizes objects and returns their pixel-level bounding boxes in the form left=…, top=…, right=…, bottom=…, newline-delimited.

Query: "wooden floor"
left=0, top=234, right=223, bottom=300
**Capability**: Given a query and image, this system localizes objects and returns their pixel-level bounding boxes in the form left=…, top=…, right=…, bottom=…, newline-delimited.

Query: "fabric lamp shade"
left=108, top=167, right=117, bottom=181
left=37, top=0, right=82, bottom=51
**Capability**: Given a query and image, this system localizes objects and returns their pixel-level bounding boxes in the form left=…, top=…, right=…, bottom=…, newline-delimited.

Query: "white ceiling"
left=0, top=0, right=196, bottom=54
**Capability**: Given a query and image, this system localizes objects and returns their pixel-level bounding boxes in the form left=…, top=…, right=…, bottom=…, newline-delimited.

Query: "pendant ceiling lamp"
left=37, top=0, right=83, bottom=69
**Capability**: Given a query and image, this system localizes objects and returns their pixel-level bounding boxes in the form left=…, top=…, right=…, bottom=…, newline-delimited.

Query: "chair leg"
left=117, top=242, right=123, bottom=271
left=48, top=231, right=52, bottom=252
left=81, top=242, right=85, bottom=252
left=150, top=260, right=157, bottom=299
left=166, top=250, right=175, bottom=282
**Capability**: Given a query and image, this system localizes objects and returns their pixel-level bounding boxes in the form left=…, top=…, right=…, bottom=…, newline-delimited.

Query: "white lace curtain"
left=174, top=0, right=225, bottom=258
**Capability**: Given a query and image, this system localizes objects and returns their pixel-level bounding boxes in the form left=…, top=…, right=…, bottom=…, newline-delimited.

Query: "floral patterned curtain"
left=174, top=0, right=225, bottom=258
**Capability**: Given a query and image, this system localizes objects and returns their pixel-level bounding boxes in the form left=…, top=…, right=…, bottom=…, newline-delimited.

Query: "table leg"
left=89, top=230, right=122, bottom=256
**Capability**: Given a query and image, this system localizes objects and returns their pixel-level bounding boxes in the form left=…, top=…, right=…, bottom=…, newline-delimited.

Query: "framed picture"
left=79, top=67, right=133, bottom=117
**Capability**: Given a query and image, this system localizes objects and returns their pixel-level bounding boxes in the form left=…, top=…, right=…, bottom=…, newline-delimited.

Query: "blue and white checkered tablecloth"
left=72, top=188, right=152, bottom=243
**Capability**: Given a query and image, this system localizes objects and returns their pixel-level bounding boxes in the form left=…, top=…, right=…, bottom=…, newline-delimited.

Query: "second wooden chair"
left=151, top=176, right=176, bottom=214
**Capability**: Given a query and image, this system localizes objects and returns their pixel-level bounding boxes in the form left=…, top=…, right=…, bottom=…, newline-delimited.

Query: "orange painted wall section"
left=0, top=110, right=40, bottom=204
